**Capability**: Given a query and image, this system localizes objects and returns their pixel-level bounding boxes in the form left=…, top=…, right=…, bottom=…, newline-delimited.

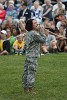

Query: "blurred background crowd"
left=0, top=0, right=67, bottom=55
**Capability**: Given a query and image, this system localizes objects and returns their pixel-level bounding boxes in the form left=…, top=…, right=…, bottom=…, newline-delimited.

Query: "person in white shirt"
left=31, top=1, right=42, bottom=24
left=53, top=0, right=65, bottom=17
left=62, top=0, right=67, bottom=10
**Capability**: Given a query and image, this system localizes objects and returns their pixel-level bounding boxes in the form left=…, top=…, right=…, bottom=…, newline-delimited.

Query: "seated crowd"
left=0, top=0, right=67, bottom=55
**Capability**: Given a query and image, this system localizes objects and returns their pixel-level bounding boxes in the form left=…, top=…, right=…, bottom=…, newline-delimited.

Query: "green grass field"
left=0, top=53, right=67, bottom=100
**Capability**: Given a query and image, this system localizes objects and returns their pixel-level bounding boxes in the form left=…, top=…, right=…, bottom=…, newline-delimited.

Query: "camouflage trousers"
left=22, top=57, right=38, bottom=88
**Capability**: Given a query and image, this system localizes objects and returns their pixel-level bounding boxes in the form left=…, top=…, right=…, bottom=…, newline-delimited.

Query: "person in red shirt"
left=0, top=3, right=6, bottom=24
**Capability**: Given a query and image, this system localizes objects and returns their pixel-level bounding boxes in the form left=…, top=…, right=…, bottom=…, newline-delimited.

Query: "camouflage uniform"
left=22, top=30, right=46, bottom=88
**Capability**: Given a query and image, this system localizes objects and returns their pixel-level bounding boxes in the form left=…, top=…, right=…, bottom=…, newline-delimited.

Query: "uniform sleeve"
left=33, top=31, right=46, bottom=43
left=23, top=35, right=30, bottom=50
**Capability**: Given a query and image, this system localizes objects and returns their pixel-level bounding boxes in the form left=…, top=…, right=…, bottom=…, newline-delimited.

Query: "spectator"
left=26, top=0, right=33, bottom=9
left=18, top=19, right=26, bottom=37
left=0, top=3, right=6, bottom=24
left=0, top=0, right=6, bottom=5
left=44, top=18, right=51, bottom=28
left=13, top=35, right=24, bottom=55
left=15, top=0, right=21, bottom=10
left=0, top=30, right=10, bottom=55
left=41, top=28, right=57, bottom=53
left=11, top=25, right=20, bottom=36
left=57, top=25, right=66, bottom=52
left=6, top=28, right=15, bottom=53
left=42, top=0, right=53, bottom=21
left=18, top=2, right=31, bottom=22
left=53, top=0, right=65, bottom=17
left=5, top=3, right=18, bottom=22
left=31, top=0, right=42, bottom=24
left=5, top=0, right=20, bottom=13
left=62, top=0, right=67, bottom=10
left=0, top=29, right=3, bottom=52
left=2, top=16, right=13, bottom=30
left=5, top=0, right=15, bottom=10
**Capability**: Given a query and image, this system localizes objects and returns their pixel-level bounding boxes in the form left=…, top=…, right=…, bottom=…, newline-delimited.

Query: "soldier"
left=22, top=19, right=46, bottom=94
